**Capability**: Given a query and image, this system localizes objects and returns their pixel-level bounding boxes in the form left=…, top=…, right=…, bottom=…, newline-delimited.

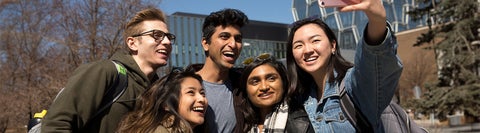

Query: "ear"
left=201, top=37, right=209, bottom=52
left=331, top=40, right=337, bottom=54
left=127, top=37, right=139, bottom=52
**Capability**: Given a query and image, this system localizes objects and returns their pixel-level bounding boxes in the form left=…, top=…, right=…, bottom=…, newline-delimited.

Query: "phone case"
left=319, top=0, right=361, bottom=7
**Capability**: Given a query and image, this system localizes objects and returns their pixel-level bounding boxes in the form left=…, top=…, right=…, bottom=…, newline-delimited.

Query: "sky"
left=159, top=0, right=294, bottom=24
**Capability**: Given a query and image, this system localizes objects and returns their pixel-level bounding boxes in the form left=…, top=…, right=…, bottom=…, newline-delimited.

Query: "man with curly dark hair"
left=186, top=8, right=249, bottom=133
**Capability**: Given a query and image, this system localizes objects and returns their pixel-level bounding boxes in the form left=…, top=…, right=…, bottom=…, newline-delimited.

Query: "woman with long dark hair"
left=286, top=0, right=403, bottom=132
left=237, top=53, right=314, bottom=133
left=117, top=70, right=208, bottom=133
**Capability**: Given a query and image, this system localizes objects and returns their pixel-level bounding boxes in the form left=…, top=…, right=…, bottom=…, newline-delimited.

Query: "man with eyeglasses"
left=42, top=8, right=175, bottom=133
left=185, top=8, right=248, bottom=133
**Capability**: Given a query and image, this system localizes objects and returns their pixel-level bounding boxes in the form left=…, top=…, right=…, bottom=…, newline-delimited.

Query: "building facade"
left=166, top=12, right=289, bottom=68
left=291, top=0, right=426, bottom=51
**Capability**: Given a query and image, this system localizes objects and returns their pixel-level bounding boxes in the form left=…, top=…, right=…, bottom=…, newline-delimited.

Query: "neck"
left=197, top=58, right=230, bottom=83
left=132, top=56, right=158, bottom=80
left=311, top=69, right=328, bottom=99
left=256, top=124, right=264, bottom=132
left=259, top=107, right=273, bottom=122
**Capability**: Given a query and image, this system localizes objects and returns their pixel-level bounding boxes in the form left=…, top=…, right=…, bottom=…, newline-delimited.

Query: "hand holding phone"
left=319, top=0, right=361, bottom=7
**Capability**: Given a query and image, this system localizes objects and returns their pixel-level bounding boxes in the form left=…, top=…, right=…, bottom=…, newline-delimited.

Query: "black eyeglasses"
left=242, top=53, right=272, bottom=65
left=132, top=30, right=176, bottom=44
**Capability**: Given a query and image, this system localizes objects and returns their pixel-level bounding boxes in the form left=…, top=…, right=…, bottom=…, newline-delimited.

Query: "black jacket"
left=286, top=105, right=315, bottom=133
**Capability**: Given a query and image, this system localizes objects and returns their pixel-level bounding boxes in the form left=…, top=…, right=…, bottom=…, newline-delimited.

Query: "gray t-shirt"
left=203, top=80, right=236, bottom=133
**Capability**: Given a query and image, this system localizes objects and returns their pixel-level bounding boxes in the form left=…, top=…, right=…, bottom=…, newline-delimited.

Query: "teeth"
left=259, top=93, right=269, bottom=97
left=223, top=51, right=235, bottom=56
left=305, top=57, right=316, bottom=62
left=157, top=50, right=167, bottom=54
left=193, top=107, right=204, bottom=111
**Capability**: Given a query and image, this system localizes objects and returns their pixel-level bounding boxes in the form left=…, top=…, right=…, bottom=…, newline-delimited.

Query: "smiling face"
left=178, top=77, right=208, bottom=127
left=292, top=23, right=336, bottom=74
left=246, top=64, right=284, bottom=111
left=202, top=25, right=243, bottom=69
left=127, top=20, right=172, bottom=68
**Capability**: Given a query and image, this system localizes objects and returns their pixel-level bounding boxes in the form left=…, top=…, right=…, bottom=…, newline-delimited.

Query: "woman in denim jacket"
left=285, top=0, right=403, bottom=132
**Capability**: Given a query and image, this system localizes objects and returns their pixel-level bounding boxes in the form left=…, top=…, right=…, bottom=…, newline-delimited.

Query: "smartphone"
left=319, top=0, right=361, bottom=7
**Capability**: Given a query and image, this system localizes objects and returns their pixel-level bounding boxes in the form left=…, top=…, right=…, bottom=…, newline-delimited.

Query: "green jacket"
left=42, top=51, right=158, bottom=133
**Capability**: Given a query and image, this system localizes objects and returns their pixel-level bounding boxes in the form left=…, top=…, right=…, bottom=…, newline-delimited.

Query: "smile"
left=157, top=49, right=168, bottom=54
left=192, top=106, right=205, bottom=112
left=304, top=56, right=317, bottom=62
left=258, top=92, right=273, bottom=98
left=223, top=51, right=235, bottom=57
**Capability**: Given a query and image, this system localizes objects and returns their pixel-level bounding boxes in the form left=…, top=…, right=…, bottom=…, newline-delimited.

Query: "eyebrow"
left=309, top=34, right=321, bottom=40
left=184, top=86, right=204, bottom=91
left=249, top=72, right=279, bottom=79
left=293, top=34, right=321, bottom=44
left=219, top=31, right=242, bottom=36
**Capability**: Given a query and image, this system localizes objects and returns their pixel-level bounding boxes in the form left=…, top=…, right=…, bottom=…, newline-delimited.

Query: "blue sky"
left=159, top=0, right=294, bottom=24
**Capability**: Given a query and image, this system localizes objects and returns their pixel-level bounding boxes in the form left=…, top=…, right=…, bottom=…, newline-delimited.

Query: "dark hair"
left=117, top=69, right=205, bottom=133
left=286, top=18, right=353, bottom=103
left=202, top=8, right=249, bottom=44
left=237, top=54, right=288, bottom=132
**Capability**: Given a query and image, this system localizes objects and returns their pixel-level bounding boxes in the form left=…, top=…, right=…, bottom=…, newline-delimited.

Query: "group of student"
left=40, top=0, right=404, bottom=132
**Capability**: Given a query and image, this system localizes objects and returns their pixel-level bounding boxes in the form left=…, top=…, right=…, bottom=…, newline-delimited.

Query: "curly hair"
left=202, top=8, right=249, bottom=44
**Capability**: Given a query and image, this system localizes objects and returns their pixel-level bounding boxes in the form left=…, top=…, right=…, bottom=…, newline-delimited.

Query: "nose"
left=304, top=43, right=314, bottom=53
left=259, top=82, right=270, bottom=92
left=196, top=94, right=207, bottom=103
left=227, top=38, right=240, bottom=48
left=161, top=36, right=173, bottom=46
left=302, top=43, right=314, bottom=57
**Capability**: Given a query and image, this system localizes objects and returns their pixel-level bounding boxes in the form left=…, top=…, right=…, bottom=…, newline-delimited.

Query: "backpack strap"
left=83, top=60, right=128, bottom=129
left=389, top=101, right=411, bottom=133
left=338, top=79, right=373, bottom=133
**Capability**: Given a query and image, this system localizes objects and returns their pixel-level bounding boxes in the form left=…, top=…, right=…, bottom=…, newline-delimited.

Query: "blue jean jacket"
left=304, top=23, right=403, bottom=133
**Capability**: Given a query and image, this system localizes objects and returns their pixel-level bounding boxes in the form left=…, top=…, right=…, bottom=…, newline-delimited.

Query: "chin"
left=222, top=63, right=235, bottom=69
left=190, top=121, right=204, bottom=127
left=301, top=66, right=319, bottom=73
left=156, top=61, right=168, bottom=66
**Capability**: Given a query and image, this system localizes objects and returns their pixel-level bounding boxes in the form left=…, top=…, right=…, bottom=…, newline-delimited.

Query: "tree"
left=408, top=0, right=480, bottom=122
left=0, top=0, right=161, bottom=131
left=398, top=48, right=436, bottom=105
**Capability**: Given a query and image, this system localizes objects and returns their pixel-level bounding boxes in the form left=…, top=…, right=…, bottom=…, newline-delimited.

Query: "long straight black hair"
left=238, top=55, right=289, bottom=132
left=117, top=69, right=206, bottom=133
left=286, top=18, right=354, bottom=103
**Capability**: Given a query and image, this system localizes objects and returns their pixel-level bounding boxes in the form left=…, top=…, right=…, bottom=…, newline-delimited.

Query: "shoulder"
left=185, top=64, right=204, bottom=72
left=68, top=60, right=119, bottom=82
left=229, top=67, right=243, bottom=80
left=286, top=106, right=314, bottom=133
left=76, top=60, right=116, bottom=72
left=288, top=104, right=309, bottom=120
left=153, top=125, right=169, bottom=133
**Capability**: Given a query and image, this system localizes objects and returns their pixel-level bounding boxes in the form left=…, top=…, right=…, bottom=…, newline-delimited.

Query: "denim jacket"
left=303, top=23, right=403, bottom=133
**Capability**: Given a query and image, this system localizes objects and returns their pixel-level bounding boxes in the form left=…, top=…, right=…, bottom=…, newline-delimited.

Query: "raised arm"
left=340, top=0, right=387, bottom=45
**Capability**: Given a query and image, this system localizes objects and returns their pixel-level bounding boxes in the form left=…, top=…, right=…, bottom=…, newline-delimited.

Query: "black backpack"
left=338, top=80, right=429, bottom=133
left=27, top=60, right=128, bottom=133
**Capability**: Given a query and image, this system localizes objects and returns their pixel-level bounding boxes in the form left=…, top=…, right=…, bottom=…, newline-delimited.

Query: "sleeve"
left=41, top=61, right=117, bottom=132
left=345, top=22, right=403, bottom=128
